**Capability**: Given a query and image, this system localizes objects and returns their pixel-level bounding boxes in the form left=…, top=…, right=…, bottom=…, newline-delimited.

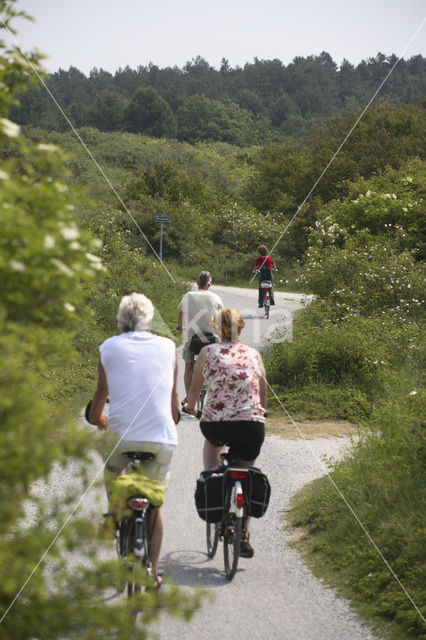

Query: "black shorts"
left=200, top=421, right=265, bottom=461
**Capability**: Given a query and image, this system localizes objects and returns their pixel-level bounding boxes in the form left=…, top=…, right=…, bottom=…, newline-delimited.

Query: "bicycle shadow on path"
left=162, top=549, right=247, bottom=588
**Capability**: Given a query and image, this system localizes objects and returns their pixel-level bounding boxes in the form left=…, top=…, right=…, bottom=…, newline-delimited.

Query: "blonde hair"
left=258, top=244, right=268, bottom=256
left=211, top=308, right=245, bottom=343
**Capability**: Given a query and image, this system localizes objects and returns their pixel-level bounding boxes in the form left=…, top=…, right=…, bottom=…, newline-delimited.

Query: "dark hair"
left=197, top=271, right=212, bottom=288
left=258, top=245, right=268, bottom=256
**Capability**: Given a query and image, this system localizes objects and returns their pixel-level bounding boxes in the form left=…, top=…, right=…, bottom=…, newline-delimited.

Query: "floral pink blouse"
left=201, top=342, right=265, bottom=422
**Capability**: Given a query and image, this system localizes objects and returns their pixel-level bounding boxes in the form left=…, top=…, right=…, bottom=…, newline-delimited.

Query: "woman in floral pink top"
left=184, top=308, right=267, bottom=557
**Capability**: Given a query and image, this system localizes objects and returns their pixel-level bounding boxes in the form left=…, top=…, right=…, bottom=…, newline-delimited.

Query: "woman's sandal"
left=240, top=531, right=255, bottom=558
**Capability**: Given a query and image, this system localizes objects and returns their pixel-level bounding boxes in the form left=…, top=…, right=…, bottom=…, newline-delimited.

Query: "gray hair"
left=117, top=293, right=154, bottom=332
left=197, top=271, right=212, bottom=288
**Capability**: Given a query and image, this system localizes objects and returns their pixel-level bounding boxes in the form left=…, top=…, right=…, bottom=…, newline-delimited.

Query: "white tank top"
left=99, top=331, right=177, bottom=445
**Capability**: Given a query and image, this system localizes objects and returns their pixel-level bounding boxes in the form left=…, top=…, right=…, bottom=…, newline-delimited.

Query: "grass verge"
left=284, top=388, right=426, bottom=640
left=265, top=410, right=360, bottom=439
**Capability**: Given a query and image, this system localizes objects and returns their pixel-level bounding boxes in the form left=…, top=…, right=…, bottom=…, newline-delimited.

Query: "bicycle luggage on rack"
left=195, top=469, right=226, bottom=522
left=189, top=331, right=217, bottom=357
left=260, top=266, right=273, bottom=282
left=111, top=472, right=165, bottom=519
left=245, top=467, right=271, bottom=518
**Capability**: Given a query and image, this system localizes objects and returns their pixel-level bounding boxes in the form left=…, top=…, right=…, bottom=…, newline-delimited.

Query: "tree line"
left=11, top=52, right=426, bottom=145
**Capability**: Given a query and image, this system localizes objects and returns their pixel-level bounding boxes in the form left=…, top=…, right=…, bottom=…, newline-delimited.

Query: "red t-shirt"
left=255, top=256, right=275, bottom=271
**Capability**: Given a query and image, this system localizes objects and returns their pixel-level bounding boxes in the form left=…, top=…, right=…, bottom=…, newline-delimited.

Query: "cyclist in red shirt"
left=252, top=245, right=277, bottom=308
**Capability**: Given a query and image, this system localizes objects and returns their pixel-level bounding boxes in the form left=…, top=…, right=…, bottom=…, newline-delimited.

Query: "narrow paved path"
left=34, top=285, right=380, bottom=638
left=151, top=286, right=379, bottom=639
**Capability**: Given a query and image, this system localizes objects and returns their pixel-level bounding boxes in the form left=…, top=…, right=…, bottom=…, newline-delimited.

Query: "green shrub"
left=266, top=305, right=421, bottom=399
left=0, top=5, right=200, bottom=636
left=300, top=233, right=425, bottom=321
left=267, top=166, right=425, bottom=420
left=268, top=383, right=371, bottom=421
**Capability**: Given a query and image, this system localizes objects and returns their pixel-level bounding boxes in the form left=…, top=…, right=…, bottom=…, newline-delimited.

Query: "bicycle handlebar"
left=182, top=404, right=202, bottom=420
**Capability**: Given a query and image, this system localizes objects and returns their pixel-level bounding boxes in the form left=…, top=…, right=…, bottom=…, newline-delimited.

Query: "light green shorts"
left=105, top=439, right=176, bottom=487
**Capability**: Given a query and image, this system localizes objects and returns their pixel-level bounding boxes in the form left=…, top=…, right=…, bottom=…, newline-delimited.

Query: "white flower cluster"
left=0, top=118, right=20, bottom=138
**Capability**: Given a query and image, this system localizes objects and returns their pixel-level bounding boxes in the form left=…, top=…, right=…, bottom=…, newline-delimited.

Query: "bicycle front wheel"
left=223, top=514, right=242, bottom=580
left=197, top=387, right=206, bottom=413
left=206, top=521, right=220, bottom=558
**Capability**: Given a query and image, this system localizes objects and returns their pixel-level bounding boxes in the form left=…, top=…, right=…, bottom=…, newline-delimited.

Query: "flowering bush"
left=220, top=203, right=286, bottom=253
left=0, top=4, right=199, bottom=637
left=0, top=141, right=104, bottom=328
left=319, top=189, right=423, bottom=242
left=266, top=159, right=425, bottom=420
left=299, top=233, right=425, bottom=322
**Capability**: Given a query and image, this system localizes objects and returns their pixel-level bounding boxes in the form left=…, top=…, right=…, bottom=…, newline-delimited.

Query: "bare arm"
left=89, top=360, right=109, bottom=430
left=257, top=352, right=267, bottom=409
left=176, top=310, right=183, bottom=331
left=185, top=347, right=207, bottom=415
left=171, top=349, right=179, bottom=423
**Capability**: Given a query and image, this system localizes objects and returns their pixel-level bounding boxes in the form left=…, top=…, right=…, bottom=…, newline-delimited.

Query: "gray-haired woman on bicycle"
left=89, top=292, right=179, bottom=588
left=184, top=308, right=267, bottom=557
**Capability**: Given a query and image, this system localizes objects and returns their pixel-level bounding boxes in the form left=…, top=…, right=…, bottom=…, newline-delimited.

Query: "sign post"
left=154, top=216, right=171, bottom=263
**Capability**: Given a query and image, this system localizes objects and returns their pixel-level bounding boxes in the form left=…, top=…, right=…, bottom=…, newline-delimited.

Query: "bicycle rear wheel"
left=223, top=514, right=242, bottom=580
left=120, top=513, right=151, bottom=602
left=117, top=516, right=131, bottom=593
left=125, top=519, right=141, bottom=600
left=264, top=298, right=270, bottom=319
left=206, top=521, right=220, bottom=558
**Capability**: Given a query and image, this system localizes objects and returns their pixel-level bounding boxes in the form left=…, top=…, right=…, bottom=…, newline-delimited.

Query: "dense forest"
left=11, top=52, right=426, bottom=144
left=1, top=0, right=425, bottom=638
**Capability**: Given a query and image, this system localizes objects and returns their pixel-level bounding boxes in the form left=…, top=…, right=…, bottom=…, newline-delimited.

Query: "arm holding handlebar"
left=257, top=352, right=267, bottom=414
left=171, top=349, right=180, bottom=424
left=184, top=347, right=207, bottom=416
left=176, top=310, right=183, bottom=331
left=89, top=360, right=109, bottom=430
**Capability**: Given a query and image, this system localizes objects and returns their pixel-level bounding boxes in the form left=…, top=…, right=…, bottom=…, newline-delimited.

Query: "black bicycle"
left=206, top=453, right=248, bottom=580
left=116, top=451, right=155, bottom=607
left=193, top=349, right=208, bottom=414
left=196, top=384, right=206, bottom=415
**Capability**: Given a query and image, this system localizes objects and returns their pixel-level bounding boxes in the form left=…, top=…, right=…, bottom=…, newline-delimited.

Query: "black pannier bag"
left=195, top=470, right=226, bottom=522
left=245, top=467, right=271, bottom=518
left=189, top=331, right=217, bottom=357
left=260, top=266, right=273, bottom=282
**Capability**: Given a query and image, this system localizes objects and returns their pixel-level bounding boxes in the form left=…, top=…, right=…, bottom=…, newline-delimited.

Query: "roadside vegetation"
left=1, top=0, right=425, bottom=636
left=287, top=382, right=425, bottom=640
left=266, top=163, right=425, bottom=637
left=0, top=4, right=200, bottom=638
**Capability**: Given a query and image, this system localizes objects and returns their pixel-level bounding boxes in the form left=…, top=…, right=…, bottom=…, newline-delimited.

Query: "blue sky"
left=8, top=0, right=426, bottom=74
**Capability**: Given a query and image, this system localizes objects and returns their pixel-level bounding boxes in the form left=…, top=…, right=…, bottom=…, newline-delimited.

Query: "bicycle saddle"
left=123, top=451, right=155, bottom=462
